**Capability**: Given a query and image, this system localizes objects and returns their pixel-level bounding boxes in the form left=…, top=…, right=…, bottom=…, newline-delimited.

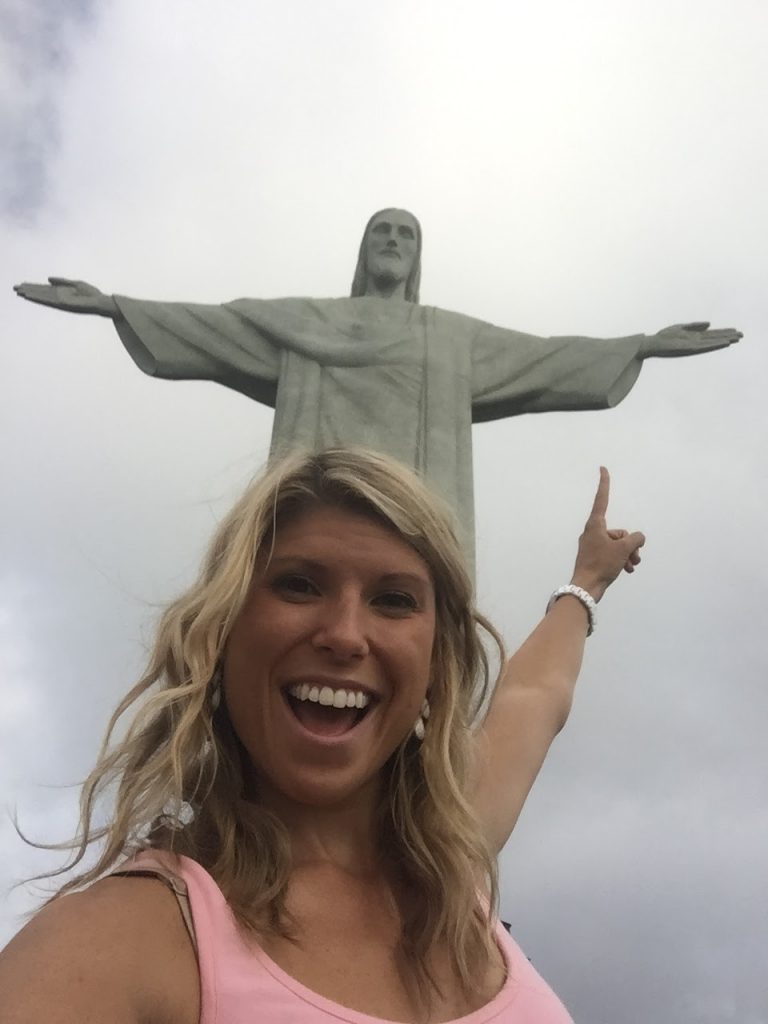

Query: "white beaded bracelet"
left=546, top=584, right=597, bottom=637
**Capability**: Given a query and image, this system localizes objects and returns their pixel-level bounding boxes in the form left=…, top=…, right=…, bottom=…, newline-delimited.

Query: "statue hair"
left=350, top=208, right=422, bottom=303
left=20, top=446, right=502, bottom=1019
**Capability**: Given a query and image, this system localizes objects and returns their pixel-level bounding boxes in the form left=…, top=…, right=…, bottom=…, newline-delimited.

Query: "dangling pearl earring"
left=413, top=698, right=430, bottom=741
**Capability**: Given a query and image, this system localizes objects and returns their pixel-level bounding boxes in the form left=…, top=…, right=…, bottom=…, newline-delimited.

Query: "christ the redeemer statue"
left=14, top=208, right=740, bottom=559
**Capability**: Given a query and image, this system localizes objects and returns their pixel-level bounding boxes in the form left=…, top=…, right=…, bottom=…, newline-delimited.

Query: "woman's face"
left=224, top=503, right=436, bottom=809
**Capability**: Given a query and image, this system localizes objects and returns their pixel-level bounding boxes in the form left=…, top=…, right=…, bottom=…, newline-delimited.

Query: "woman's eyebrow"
left=267, top=560, right=430, bottom=590
left=267, top=555, right=327, bottom=573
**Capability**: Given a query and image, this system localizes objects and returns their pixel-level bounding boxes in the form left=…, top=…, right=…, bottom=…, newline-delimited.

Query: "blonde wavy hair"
left=28, top=447, right=505, bottom=1016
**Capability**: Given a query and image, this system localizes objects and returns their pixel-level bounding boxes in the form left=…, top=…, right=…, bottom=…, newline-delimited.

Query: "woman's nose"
left=311, top=599, right=369, bottom=660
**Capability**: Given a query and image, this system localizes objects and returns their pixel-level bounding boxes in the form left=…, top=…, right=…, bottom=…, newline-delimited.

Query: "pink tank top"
left=116, top=849, right=574, bottom=1024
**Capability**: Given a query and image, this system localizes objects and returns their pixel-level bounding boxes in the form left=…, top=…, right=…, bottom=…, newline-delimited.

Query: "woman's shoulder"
left=0, top=873, right=199, bottom=1024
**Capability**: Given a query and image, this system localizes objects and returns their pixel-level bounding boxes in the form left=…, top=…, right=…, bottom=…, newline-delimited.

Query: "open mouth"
left=282, top=689, right=374, bottom=738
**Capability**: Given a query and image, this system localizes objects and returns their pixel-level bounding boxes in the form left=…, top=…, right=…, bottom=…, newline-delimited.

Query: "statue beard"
left=367, top=265, right=406, bottom=294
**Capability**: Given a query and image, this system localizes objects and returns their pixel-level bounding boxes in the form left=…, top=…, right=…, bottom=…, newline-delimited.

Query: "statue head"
left=350, top=208, right=422, bottom=303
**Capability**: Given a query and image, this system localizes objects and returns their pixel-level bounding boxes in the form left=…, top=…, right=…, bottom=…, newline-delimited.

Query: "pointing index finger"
left=589, top=466, right=610, bottom=521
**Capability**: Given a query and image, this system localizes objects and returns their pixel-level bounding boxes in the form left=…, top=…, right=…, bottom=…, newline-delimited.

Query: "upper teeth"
left=288, top=684, right=371, bottom=710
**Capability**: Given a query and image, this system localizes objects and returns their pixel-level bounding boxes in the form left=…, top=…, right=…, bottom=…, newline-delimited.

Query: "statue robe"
left=113, top=295, right=644, bottom=561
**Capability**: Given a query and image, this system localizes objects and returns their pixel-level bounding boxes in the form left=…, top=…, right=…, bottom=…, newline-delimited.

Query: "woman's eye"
left=375, top=591, right=418, bottom=613
left=273, top=574, right=317, bottom=598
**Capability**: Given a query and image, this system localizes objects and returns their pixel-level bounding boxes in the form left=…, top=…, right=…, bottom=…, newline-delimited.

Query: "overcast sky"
left=2, top=2, right=767, bottom=1021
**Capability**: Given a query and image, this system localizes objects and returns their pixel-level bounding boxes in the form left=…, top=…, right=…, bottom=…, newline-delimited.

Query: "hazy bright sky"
left=2, top=2, right=767, bottom=1021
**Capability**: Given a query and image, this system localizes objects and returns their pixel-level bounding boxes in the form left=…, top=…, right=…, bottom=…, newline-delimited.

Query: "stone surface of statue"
left=14, top=209, right=741, bottom=561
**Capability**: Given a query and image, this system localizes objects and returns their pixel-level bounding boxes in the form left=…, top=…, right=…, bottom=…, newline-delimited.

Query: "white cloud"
left=0, top=0, right=98, bottom=218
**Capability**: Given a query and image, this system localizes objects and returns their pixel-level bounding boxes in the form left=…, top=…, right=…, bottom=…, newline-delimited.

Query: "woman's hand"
left=571, top=467, right=645, bottom=603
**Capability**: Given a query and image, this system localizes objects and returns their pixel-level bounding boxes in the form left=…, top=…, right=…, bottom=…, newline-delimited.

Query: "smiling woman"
left=0, top=447, right=644, bottom=1024
left=224, top=500, right=441, bottom=814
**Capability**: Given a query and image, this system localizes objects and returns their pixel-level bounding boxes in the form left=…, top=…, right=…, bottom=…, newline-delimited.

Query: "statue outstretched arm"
left=15, top=280, right=281, bottom=407
left=470, top=322, right=646, bottom=423
left=641, top=322, right=742, bottom=358
left=470, top=317, right=741, bottom=423
left=14, top=278, right=118, bottom=318
left=110, top=295, right=281, bottom=407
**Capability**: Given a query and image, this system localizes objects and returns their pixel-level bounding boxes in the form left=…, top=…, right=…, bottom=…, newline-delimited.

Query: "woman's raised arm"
left=471, top=468, right=645, bottom=856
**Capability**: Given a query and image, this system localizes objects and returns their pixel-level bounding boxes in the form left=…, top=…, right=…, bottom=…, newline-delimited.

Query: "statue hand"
left=643, top=322, right=742, bottom=358
left=13, top=277, right=117, bottom=318
left=570, top=467, right=645, bottom=603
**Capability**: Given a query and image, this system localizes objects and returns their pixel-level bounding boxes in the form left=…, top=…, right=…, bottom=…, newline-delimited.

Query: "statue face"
left=364, top=209, right=419, bottom=286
